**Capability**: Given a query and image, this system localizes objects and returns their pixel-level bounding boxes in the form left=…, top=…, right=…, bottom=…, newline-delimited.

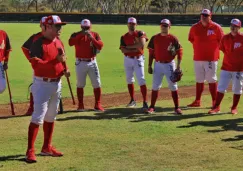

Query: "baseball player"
left=0, top=30, right=11, bottom=94
left=119, top=17, right=148, bottom=111
left=69, top=19, right=104, bottom=112
left=147, top=19, right=183, bottom=115
left=187, top=9, right=224, bottom=108
left=209, top=19, right=243, bottom=115
left=25, top=15, right=69, bottom=163
left=22, top=16, right=47, bottom=116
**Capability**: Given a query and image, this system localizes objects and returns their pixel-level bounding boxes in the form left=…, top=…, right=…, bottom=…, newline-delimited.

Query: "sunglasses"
left=201, top=14, right=210, bottom=17
left=161, top=24, right=169, bottom=27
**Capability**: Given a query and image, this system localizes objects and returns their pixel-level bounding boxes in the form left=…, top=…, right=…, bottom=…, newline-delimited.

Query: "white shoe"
left=126, top=100, right=136, bottom=108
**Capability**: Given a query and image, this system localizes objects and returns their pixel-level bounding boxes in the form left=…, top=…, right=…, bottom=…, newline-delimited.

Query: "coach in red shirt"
left=188, top=9, right=224, bottom=108
left=25, top=15, right=70, bottom=163
left=209, top=19, right=243, bottom=115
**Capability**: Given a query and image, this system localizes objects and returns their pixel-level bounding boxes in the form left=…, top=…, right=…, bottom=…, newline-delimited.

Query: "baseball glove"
left=170, top=69, right=183, bottom=83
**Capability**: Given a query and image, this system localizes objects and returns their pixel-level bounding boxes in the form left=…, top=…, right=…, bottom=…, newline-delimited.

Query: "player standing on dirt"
left=69, top=19, right=104, bottom=112
left=22, top=16, right=47, bottom=116
left=0, top=29, right=11, bottom=94
left=25, top=15, right=69, bottom=163
left=119, top=17, right=149, bottom=111
left=187, top=9, right=224, bottom=108
left=147, top=19, right=183, bottom=115
left=209, top=19, right=243, bottom=115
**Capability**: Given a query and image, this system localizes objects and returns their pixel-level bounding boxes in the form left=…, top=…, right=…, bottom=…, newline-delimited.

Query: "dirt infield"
left=0, top=85, right=211, bottom=117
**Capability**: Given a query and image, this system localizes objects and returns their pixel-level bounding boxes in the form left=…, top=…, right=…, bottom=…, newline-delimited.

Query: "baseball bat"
left=5, top=70, right=15, bottom=115
left=59, top=98, right=63, bottom=114
left=58, top=48, right=76, bottom=105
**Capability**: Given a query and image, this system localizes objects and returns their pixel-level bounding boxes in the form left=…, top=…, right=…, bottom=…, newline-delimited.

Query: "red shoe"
left=187, top=100, right=201, bottom=107
left=94, top=105, right=105, bottom=112
left=147, top=107, right=155, bottom=114
left=174, top=108, right=183, bottom=115
left=25, top=149, right=36, bottom=163
left=77, top=103, right=85, bottom=112
left=208, top=107, right=220, bottom=114
left=40, top=145, right=63, bottom=157
left=231, top=108, right=238, bottom=115
left=25, top=107, right=33, bottom=116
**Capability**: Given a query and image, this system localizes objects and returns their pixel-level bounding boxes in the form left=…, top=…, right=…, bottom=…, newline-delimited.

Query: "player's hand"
left=148, top=66, right=153, bottom=74
left=3, top=62, right=8, bottom=71
left=176, top=65, right=181, bottom=71
left=86, top=31, right=94, bottom=39
left=56, top=54, right=66, bottom=62
left=64, top=70, right=70, bottom=78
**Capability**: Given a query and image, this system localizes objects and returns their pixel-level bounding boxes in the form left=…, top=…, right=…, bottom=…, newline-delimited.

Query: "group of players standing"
left=0, top=8, right=242, bottom=163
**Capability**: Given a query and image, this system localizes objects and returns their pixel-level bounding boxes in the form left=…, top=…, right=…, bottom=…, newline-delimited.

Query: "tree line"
left=0, top=0, right=243, bottom=14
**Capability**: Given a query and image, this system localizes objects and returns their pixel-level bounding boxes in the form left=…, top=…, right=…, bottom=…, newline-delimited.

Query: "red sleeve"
left=120, top=36, right=126, bottom=49
left=147, top=36, right=155, bottom=50
left=177, top=48, right=183, bottom=60
left=217, top=25, right=224, bottom=43
left=219, top=36, right=225, bottom=53
left=188, top=26, right=194, bottom=43
left=137, top=31, right=148, bottom=42
left=22, top=47, right=31, bottom=62
left=91, top=33, right=103, bottom=50
left=69, top=32, right=79, bottom=46
left=4, top=33, right=11, bottom=62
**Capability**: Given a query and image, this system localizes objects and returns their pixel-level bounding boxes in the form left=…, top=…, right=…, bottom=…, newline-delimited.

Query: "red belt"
left=126, top=56, right=141, bottom=59
left=42, top=78, right=60, bottom=82
left=77, top=58, right=95, bottom=62
left=156, top=60, right=171, bottom=63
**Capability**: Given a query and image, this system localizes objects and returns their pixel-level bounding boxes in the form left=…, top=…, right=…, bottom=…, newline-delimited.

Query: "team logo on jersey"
left=234, top=42, right=241, bottom=49
left=207, top=30, right=215, bottom=36
left=0, top=40, right=5, bottom=50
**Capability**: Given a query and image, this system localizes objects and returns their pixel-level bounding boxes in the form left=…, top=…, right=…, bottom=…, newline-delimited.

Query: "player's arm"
left=219, top=36, right=225, bottom=53
left=68, top=32, right=79, bottom=46
left=3, top=33, right=11, bottom=70
left=119, top=36, right=138, bottom=53
left=188, top=27, right=194, bottom=43
left=22, top=34, right=35, bottom=61
left=217, top=25, right=224, bottom=43
left=147, top=36, right=155, bottom=74
left=174, top=38, right=183, bottom=69
left=126, top=31, right=148, bottom=49
left=88, top=33, right=103, bottom=50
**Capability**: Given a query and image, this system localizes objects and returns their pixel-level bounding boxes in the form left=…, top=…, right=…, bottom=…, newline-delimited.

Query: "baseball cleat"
left=25, top=107, right=33, bottom=116
left=231, top=108, right=238, bottom=115
left=208, top=107, right=220, bottom=114
left=147, top=107, right=155, bottom=114
left=77, top=103, right=85, bottom=112
left=40, top=146, right=63, bottom=157
left=94, top=105, right=105, bottom=112
left=126, top=100, right=136, bottom=108
left=142, top=102, right=149, bottom=112
left=174, top=108, right=183, bottom=115
left=25, top=149, right=37, bottom=163
left=187, top=100, right=201, bottom=107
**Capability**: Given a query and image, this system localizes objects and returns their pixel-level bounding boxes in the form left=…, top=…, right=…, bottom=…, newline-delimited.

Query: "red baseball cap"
left=40, top=16, right=47, bottom=25
left=201, top=9, right=212, bottom=16
left=44, top=15, right=66, bottom=25
left=231, top=18, right=241, bottom=27
left=160, top=19, right=171, bottom=26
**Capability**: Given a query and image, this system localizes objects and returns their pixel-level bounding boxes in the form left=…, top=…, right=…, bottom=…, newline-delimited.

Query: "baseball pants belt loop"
left=156, top=60, right=171, bottom=64
left=126, top=56, right=141, bottom=59
left=35, top=77, right=60, bottom=82
left=77, top=57, right=95, bottom=62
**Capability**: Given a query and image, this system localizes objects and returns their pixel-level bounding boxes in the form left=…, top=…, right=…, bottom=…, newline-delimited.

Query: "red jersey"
left=0, top=30, right=11, bottom=62
left=69, top=31, right=103, bottom=59
left=29, top=36, right=65, bottom=78
left=147, top=33, right=183, bottom=62
left=120, top=30, right=148, bottom=57
left=220, top=33, right=243, bottom=72
left=189, top=21, right=223, bottom=61
left=22, top=32, right=43, bottom=61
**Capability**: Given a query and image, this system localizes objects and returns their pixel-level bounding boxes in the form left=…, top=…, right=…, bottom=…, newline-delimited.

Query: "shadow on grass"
left=0, top=115, right=27, bottom=120
left=222, top=135, right=243, bottom=142
left=0, top=154, right=25, bottom=162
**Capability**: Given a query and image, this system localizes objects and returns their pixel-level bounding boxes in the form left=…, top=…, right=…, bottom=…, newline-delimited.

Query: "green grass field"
left=0, top=23, right=230, bottom=104
left=1, top=95, right=243, bottom=171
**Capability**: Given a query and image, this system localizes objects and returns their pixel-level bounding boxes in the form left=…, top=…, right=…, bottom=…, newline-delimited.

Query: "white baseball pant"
left=124, top=55, right=146, bottom=86
left=194, top=61, right=218, bottom=83
left=31, top=77, right=62, bottom=125
left=218, top=70, right=243, bottom=94
left=0, top=62, right=6, bottom=94
left=76, top=58, right=101, bottom=88
left=152, top=60, right=178, bottom=91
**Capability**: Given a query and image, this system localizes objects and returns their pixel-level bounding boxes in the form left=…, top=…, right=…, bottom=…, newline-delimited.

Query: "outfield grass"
left=1, top=94, right=243, bottom=170
left=0, top=23, right=231, bottom=104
